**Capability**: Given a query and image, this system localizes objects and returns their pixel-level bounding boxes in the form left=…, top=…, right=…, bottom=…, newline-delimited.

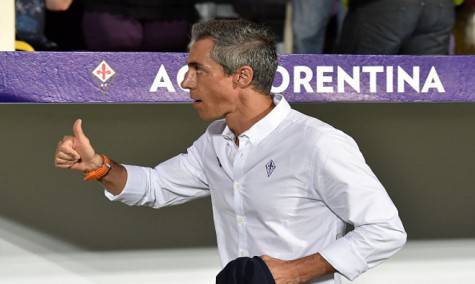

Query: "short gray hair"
left=191, top=19, right=277, bottom=94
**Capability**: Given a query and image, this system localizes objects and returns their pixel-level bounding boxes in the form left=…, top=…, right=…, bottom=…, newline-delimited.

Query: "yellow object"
left=454, top=0, right=464, bottom=5
left=15, top=40, right=35, bottom=51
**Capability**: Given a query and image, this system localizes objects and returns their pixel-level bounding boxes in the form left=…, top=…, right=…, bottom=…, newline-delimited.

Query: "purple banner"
left=0, top=52, right=474, bottom=103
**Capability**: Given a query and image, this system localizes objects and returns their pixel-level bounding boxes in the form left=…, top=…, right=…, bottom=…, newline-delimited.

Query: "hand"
left=54, top=119, right=102, bottom=173
left=261, top=255, right=302, bottom=284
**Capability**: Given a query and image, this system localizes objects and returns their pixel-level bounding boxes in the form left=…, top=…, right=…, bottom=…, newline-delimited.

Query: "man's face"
left=181, top=38, right=237, bottom=121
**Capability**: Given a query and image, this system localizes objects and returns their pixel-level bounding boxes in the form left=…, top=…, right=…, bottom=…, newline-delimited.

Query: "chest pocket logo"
left=265, top=160, right=276, bottom=177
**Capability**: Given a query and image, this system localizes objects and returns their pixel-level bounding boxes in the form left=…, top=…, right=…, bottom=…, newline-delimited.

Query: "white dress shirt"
left=105, top=94, right=406, bottom=284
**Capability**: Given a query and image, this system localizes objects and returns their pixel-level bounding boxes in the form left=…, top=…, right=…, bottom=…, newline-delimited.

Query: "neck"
left=225, top=91, right=274, bottom=138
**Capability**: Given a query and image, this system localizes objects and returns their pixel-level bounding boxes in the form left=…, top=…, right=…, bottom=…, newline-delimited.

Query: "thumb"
left=73, top=118, right=88, bottom=141
left=71, top=118, right=96, bottom=160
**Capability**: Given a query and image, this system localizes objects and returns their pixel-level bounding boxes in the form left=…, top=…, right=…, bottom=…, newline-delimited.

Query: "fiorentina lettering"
left=149, top=65, right=445, bottom=94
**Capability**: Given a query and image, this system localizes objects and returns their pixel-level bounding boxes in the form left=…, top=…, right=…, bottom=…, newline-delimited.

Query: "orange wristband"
left=84, top=154, right=112, bottom=181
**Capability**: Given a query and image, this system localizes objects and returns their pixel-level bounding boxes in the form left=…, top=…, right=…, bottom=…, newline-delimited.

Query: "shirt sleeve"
left=104, top=132, right=210, bottom=208
left=314, top=130, right=407, bottom=281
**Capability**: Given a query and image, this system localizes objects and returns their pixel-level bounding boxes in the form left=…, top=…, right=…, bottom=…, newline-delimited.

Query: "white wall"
left=0, top=0, right=15, bottom=51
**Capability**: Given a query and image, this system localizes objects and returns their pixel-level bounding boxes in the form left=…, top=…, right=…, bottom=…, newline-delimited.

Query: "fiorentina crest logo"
left=92, top=60, right=116, bottom=94
left=265, top=160, right=276, bottom=177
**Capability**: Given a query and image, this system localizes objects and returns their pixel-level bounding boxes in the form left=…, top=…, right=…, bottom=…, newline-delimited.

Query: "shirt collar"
left=222, top=94, right=291, bottom=145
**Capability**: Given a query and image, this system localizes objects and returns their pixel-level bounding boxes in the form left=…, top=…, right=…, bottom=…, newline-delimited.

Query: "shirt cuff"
left=104, top=164, right=147, bottom=204
left=319, top=237, right=368, bottom=281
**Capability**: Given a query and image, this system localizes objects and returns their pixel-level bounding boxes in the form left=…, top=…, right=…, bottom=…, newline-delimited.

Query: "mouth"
left=192, top=98, right=202, bottom=104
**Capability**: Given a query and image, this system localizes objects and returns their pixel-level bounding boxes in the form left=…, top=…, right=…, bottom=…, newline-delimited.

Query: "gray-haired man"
left=55, top=20, right=406, bottom=284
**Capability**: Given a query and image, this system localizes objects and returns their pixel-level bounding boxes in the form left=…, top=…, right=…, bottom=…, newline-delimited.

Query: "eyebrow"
left=187, top=61, right=206, bottom=70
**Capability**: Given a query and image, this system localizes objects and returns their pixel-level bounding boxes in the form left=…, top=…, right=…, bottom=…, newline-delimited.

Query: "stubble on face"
left=184, top=38, right=237, bottom=122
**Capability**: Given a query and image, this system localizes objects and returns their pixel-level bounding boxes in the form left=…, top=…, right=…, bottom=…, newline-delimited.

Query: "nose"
left=181, top=70, right=196, bottom=90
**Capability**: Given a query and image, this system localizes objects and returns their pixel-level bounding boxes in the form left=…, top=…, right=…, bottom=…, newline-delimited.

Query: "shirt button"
left=237, top=215, right=245, bottom=225
left=233, top=182, right=241, bottom=191
left=239, top=249, right=248, bottom=257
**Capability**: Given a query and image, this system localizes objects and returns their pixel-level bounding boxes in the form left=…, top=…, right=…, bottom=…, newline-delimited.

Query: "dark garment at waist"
left=216, top=256, right=276, bottom=284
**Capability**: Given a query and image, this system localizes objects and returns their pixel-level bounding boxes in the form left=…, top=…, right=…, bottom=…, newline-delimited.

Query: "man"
left=292, top=0, right=344, bottom=54
left=16, top=0, right=74, bottom=50
left=54, top=20, right=406, bottom=284
left=338, top=0, right=455, bottom=54
left=81, top=0, right=198, bottom=51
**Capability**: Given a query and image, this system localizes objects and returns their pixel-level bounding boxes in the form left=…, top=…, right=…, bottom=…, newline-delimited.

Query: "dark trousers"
left=82, top=11, right=191, bottom=51
left=338, top=0, right=455, bottom=55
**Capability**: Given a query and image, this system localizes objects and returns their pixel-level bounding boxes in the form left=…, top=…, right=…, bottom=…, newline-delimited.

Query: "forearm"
left=97, top=160, right=127, bottom=196
left=291, top=253, right=335, bottom=283
left=84, top=154, right=127, bottom=196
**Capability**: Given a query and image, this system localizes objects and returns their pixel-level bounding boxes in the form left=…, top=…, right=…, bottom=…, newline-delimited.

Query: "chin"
left=196, top=111, right=224, bottom=122
left=196, top=111, right=214, bottom=122
left=199, top=116, right=215, bottom=122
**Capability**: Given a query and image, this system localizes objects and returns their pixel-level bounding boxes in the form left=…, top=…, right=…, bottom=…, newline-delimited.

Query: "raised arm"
left=54, top=118, right=127, bottom=195
left=55, top=118, right=210, bottom=207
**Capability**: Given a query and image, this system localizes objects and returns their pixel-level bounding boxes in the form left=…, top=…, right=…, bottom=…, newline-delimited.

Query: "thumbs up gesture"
left=54, top=119, right=103, bottom=172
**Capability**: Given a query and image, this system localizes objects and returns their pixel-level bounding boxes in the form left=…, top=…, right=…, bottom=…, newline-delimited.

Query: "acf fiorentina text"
left=149, top=65, right=445, bottom=95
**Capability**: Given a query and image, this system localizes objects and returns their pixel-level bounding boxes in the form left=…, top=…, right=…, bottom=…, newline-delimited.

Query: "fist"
left=54, top=119, right=102, bottom=172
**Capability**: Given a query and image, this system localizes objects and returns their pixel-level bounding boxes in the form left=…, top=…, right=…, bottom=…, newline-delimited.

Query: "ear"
left=233, top=66, right=254, bottom=89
